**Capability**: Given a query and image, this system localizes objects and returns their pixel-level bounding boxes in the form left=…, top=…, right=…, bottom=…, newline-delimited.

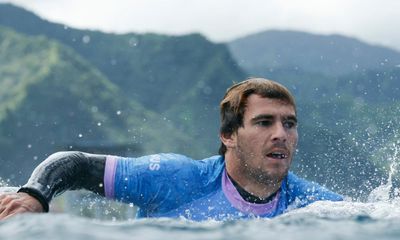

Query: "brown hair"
left=219, top=78, right=296, bottom=155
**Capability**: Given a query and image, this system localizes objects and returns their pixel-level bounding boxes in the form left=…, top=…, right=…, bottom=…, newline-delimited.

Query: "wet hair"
left=219, top=78, right=296, bottom=155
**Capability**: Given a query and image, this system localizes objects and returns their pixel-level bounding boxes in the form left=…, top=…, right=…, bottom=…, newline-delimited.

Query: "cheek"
left=238, top=129, right=259, bottom=142
left=289, top=132, right=298, bottom=147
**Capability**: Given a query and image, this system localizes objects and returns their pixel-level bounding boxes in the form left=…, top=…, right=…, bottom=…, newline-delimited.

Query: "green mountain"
left=0, top=26, right=197, bottom=183
left=337, top=67, right=400, bottom=104
left=0, top=3, right=245, bottom=156
left=228, top=30, right=400, bottom=77
left=0, top=3, right=244, bottom=112
left=1, top=4, right=398, bottom=198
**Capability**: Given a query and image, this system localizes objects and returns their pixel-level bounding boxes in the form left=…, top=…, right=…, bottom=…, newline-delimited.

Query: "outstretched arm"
left=0, top=151, right=106, bottom=219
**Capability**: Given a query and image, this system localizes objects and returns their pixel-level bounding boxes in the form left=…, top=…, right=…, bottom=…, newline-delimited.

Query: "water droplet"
left=128, top=37, right=138, bottom=47
left=82, top=35, right=91, bottom=44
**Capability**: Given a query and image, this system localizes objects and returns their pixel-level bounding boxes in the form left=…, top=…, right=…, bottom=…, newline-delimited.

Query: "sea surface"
left=1, top=188, right=400, bottom=240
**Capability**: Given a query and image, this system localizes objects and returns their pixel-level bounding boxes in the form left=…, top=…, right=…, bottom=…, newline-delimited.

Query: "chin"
left=250, top=169, right=289, bottom=184
left=265, top=168, right=290, bottom=182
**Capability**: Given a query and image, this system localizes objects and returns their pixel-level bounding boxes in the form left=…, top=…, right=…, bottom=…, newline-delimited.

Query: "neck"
left=225, top=152, right=282, bottom=199
left=227, top=173, right=278, bottom=203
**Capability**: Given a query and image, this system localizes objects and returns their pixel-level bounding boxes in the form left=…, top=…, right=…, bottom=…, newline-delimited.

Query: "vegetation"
left=1, top=4, right=400, bottom=199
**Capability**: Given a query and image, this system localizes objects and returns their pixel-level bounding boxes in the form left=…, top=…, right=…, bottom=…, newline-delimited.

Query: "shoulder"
left=112, top=154, right=225, bottom=211
left=115, top=153, right=224, bottom=178
left=285, top=172, right=343, bottom=207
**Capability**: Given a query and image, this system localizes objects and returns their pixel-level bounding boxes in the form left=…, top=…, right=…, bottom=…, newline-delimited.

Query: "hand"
left=0, top=192, right=44, bottom=220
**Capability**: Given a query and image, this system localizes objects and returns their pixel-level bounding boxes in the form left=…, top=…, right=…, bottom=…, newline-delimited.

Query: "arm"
left=0, top=151, right=106, bottom=219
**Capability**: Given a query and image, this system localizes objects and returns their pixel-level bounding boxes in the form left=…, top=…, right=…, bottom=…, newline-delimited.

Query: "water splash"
left=0, top=178, right=18, bottom=193
left=368, top=142, right=400, bottom=202
left=51, top=191, right=137, bottom=220
left=0, top=177, right=12, bottom=188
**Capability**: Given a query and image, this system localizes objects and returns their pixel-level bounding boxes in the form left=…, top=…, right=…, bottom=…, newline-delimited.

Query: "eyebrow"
left=251, top=114, right=298, bottom=123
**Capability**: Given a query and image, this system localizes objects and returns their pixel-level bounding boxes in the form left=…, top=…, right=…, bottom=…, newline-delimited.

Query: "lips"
left=266, top=150, right=289, bottom=159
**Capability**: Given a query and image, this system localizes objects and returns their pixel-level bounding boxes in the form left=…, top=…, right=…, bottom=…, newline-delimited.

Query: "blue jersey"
left=104, top=153, right=343, bottom=221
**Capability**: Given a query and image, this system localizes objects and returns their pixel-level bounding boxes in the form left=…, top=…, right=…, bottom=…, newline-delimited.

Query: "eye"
left=283, top=120, right=297, bottom=129
left=256, top=120, right=272, bottom=127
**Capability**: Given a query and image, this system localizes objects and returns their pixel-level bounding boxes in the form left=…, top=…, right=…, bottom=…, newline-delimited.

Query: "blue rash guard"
left=104, top=153, right=343, bottom=221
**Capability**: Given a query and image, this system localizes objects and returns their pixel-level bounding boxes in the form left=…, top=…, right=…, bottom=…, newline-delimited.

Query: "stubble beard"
left=235, top=140, right=290, bottom=187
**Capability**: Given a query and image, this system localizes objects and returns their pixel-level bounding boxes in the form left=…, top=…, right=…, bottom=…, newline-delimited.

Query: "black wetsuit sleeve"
left=17, top=151, right=106, bottom=212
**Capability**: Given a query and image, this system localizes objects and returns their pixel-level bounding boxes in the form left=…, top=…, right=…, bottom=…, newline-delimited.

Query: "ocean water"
left=2, top=186, right=400, bottom=240
left=1, top=200, right=400, bottom=240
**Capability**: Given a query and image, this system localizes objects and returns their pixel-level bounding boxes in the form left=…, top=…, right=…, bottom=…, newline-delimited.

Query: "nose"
left=271, top=122, right=287, bottom=142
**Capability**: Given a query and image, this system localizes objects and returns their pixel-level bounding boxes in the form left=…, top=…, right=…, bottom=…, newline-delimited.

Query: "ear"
left=220, top=131, right=237, bottom=149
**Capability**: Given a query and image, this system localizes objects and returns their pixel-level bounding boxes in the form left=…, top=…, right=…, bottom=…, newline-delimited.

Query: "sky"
left=1, top=0, right=400, bottom=51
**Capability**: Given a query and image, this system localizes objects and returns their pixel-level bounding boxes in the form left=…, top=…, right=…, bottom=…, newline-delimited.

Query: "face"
left=227, top=94, right=298, bottom=185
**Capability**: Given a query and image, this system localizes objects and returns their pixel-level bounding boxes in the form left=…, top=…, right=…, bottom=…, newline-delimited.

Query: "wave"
left=1, top=200, right=400, bottom=240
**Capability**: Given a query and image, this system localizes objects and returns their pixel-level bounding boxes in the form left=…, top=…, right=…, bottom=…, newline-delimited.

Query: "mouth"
left=266, top=151, right=288, bottom=160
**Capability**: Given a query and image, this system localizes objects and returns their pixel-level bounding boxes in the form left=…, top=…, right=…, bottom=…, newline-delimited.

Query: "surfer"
left=0, top=78, right=343, bottom=220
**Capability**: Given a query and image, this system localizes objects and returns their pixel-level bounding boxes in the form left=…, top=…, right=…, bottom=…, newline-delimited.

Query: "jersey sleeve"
left=103, top=153, right=215, bottom=213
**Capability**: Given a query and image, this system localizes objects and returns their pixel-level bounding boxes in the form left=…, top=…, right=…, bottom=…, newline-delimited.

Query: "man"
left=0, top=78, right=342, bottom=220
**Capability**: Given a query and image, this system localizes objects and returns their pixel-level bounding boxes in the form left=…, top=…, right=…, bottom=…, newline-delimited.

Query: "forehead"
left=244, top=94, right=296, bottom=118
